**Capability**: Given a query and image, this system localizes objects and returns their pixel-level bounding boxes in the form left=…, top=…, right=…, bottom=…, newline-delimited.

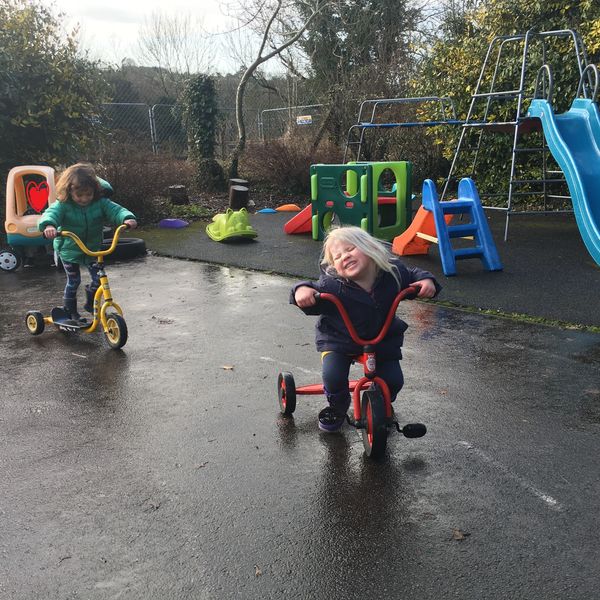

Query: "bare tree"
left=227, top=0, right=332, bottom=178
left=137, top=11, right=215, bottom=97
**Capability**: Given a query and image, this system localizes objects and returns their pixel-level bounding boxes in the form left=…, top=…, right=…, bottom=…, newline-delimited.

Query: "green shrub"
left=0, top=0, right=107, bottom=174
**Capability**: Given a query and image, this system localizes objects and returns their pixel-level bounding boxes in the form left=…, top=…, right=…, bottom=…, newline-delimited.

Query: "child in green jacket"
left=38, top=163, right=137, bottom=322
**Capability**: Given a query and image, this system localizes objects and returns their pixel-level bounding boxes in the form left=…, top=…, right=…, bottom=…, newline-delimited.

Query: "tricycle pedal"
left=400, top=423, right=427, bottom=438
left=346, top=415, right=364, bottom=429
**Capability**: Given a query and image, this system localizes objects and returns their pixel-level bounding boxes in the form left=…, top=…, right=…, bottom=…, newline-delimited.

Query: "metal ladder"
left=441, top=29, right=590, bottom=240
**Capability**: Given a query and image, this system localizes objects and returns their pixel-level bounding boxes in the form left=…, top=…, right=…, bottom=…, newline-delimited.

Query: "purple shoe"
left=318, top=406, right=346, bottom=432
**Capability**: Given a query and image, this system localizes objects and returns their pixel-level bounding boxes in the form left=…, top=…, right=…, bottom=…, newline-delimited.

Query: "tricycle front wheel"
left=104, top=313, right=128, bottom=349
left=278, top=372, right=296, bottom=415
left=361, top=389, right=388, bottom=458
left=25, top=311, right=45, bottom=335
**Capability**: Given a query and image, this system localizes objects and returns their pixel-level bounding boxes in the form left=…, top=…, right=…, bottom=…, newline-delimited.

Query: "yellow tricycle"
left=25, top=224, right=130, bottom=349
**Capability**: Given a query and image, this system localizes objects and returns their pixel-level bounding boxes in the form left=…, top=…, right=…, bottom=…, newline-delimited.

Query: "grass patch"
left=431, top=299, right=600, bottom=334
left=168, top=203, right=213, bottom=220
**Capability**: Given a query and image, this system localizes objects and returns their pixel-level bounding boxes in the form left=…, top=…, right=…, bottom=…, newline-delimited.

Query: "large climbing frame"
left=442, top=29, right=594, bottom=240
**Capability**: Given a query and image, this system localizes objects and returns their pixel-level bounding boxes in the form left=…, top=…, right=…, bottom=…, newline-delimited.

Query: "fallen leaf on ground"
left=151, top=315, right=174, bottom=324
left=451, top=528, right=471, bottom=541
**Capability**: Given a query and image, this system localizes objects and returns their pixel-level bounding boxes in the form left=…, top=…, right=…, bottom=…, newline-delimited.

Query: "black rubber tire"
left=278, top=372, right=296, bottom=415
left=25, top=311, right=45, bottom=335
left=361, top=389, right=388, bottom=458
left=101, top=238, right=146, bottom=260
left=0, top=247, right=21, bottom=272
left=104, top=313, right=128, bottom=349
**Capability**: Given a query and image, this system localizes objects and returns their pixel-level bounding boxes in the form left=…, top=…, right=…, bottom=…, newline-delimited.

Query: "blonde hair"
left=321, top=226, right=400, bottom=285
left=55, top=163, right=102, bottom=202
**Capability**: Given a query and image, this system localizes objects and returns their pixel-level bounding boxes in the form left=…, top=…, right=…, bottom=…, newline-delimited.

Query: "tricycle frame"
left=278, top=286, right=427, bottom=458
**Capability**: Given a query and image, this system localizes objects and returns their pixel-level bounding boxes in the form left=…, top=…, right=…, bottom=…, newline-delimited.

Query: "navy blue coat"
left=290, top=259, right=441, bottom=360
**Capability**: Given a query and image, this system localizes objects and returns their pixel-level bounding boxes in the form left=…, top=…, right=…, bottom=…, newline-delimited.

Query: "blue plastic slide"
left=527, top=98, right=600, bottom=266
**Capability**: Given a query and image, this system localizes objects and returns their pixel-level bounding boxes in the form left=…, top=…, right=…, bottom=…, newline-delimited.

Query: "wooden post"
left=229, top=178, right=249, bottom=189
left=229, top=185, right=249, bottom=210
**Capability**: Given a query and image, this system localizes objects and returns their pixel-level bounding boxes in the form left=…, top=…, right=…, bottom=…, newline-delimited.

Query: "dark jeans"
left=62, top=261, right=101, bottom=301
left=321, top=351, right=404, bottom=415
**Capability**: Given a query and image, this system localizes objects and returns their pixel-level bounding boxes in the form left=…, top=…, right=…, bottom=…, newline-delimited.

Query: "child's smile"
left=329, top=240, right=373, bottom=282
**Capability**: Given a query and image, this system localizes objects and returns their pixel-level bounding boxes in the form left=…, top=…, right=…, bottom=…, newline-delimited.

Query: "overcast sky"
left=50, top=0, right=239, bottom=72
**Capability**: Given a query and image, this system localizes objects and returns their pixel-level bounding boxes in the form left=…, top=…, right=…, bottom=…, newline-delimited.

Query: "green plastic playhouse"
left=309, top=161, right=412, bottom=241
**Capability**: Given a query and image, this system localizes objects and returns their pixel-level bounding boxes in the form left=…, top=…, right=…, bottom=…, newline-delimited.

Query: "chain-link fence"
left=100, top=103, right=187, bottom=157
left=100, top=103, right=262, bottom=161
left=258, top=103, right=326, bottom=141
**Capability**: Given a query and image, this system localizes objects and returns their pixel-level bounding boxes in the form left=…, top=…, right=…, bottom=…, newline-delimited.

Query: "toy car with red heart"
left=1, top=165, right=56, bottom=271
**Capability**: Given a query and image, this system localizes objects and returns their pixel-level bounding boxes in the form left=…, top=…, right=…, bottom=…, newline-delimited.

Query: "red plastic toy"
left=278, top=286, right=427, bottom=458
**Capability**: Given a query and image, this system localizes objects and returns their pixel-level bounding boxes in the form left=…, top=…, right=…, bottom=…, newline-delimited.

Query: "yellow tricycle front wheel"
left=25, top=311, right=45, bottom=335
left=104, top=313, right=128, bottom=349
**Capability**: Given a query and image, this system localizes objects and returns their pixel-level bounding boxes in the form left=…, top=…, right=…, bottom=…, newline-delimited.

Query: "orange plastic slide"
left=284, top=205, right=312, bottom=234
left=392, top=205, right=453, bottom=255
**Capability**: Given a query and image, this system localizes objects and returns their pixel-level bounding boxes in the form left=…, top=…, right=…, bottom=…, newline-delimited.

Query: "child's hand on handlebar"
left=44, top=226, right=58, bottom=239
left=414, top=278, right=437, bottom=298
left=124, top=219, right=137, bottom=229
left=295, top=285, right=318, bottom=308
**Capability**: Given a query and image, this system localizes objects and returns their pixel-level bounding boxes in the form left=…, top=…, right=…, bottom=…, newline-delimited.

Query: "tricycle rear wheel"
left=278, top=372, right=296, bottom=415
left=361, top=389, right=388, bottom=458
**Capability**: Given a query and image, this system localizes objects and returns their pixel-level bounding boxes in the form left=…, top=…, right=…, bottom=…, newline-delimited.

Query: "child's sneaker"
left=318, top=406, right=346, bottom=432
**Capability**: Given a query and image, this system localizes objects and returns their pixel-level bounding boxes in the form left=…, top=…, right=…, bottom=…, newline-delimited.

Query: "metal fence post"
left=149, top=105, right=158, bottom=154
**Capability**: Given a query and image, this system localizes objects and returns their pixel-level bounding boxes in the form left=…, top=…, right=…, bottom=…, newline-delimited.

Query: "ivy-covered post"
left=181, top=74, right=225, bottom=192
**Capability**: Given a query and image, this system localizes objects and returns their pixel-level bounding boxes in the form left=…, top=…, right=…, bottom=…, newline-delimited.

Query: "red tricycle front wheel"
left=361, top=388, right=388, bottom=458
left=278, top=372, right=296, bottom=415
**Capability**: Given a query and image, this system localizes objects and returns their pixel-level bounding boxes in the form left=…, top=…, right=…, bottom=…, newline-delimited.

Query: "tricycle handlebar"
left=315, top=285, right=420, bottom=346
left=59, top=223, right=129, bottom=257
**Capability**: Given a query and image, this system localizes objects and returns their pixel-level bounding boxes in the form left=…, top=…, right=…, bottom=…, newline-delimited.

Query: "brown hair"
left=55, top=163, right=102, bottom=202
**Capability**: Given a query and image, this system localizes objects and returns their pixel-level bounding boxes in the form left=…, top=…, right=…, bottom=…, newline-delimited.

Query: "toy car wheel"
left=278, top=372, right=296, bottom=415
left=104, top=313, right=128, bottom=349
left=0, top=248, right=21, bottom=272
left=361, top=389, right=388, bottom=459
left=25, top=311, right=45, bottom=335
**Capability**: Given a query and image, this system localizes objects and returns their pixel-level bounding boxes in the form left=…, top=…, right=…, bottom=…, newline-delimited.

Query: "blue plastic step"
left=439, top=200, right=475, bottom=214
left=447, top=223, right=478, bottom=238
left=454, top=246, right=483, bottom=259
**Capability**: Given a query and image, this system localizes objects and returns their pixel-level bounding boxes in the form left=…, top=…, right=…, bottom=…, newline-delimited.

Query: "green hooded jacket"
left=38, top=197, right=135, bottom=265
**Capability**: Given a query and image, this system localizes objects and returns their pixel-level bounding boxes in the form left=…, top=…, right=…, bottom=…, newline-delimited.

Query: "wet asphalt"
left=136, top=211, right=600, bottom=329
left=1, top=255, right=599, bottom=599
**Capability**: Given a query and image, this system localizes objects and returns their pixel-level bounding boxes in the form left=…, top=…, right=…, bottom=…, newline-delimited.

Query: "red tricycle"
left=277, top=286, right=427, bottom=459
